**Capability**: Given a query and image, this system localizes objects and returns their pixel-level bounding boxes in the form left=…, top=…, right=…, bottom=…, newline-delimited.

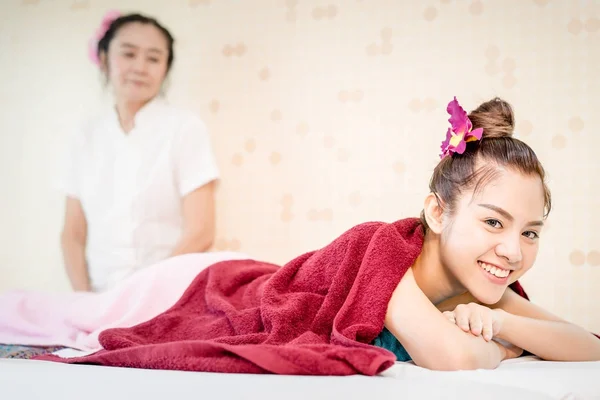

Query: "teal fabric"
left=372, top=327, right=412, bottom=362
left=0, top=344, right=64, bottom=359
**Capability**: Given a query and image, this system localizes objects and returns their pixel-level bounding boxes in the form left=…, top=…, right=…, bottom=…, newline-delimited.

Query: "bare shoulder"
left=386, top=267, right=431, bottom=325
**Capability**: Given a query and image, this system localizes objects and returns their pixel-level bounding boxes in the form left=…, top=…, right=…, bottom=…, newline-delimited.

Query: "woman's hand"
left=443, top=302, right=505, bottom=342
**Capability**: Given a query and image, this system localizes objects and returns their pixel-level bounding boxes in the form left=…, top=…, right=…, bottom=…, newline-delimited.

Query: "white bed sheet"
left=1, top=356, right=598, bottom=400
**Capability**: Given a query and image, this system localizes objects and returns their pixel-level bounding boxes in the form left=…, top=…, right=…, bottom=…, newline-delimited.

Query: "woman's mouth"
left=478, top=261, right=511, bottom=283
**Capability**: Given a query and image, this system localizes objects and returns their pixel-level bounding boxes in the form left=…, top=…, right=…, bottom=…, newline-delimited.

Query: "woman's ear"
left=99, top=51, right=108, bottom=76
left=423, top=193, right=445, bottom=234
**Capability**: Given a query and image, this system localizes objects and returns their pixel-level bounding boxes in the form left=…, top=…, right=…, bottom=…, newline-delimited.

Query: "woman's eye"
left=148, top=58, right=159, bottom=63
left=523, top=231, right=539, bottom=240
left=123, top=52, right=135, bottom=58
left=485, top=219, right=502, bottom=229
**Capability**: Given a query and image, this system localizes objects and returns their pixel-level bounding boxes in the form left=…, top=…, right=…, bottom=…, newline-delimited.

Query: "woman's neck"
left=412, top=230, right=466, bottom=305
left=115, top=99, right=149, bottom=133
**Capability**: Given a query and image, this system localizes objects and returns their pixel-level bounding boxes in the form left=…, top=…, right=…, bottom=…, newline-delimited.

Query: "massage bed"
left=2, top=245, right=599, bottom=399
left=1, top=354, right=599, bottom=400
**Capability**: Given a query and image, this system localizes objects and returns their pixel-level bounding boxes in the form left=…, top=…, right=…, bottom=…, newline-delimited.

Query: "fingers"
left=449, top=303, right=495, bottom=341
left=481, top=311, right=494, bottom=341
left=442, top=311, right=455, bottom=324
left=469, top=312, right=483, bottom=337
left=454, top=305, right=471, bottom=333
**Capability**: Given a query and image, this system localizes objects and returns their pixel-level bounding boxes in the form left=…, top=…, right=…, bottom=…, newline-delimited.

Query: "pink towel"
left=0, top=252, right=247, bottom=350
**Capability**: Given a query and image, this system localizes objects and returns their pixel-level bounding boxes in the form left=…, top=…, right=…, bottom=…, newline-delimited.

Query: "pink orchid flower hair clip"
left=88, top=9, right=122, bottom=66
left=439, top=97, right=484, bottom=160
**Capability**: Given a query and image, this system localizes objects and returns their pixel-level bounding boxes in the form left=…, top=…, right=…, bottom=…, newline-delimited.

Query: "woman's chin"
left=466, top=285, right=505, bottom=306
left=118, top=88, right=158, bottom=104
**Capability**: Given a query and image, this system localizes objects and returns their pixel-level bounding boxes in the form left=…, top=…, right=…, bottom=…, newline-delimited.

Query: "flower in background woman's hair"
left=88, top=10, right=121, bottom=66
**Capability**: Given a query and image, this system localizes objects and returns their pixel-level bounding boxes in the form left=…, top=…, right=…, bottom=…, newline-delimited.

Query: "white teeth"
left=479, top=262, right=510, bottom=278
left=494, top=269, right=508, bottom=278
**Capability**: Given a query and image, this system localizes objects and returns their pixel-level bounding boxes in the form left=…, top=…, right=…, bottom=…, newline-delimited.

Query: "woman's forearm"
left=461, top=333, right=509, bottom=369
left=170, top=230, right=214, bottom=257
left=497, top=310, right=600, bottom=361
left=61, top=235, right=91, bottom=292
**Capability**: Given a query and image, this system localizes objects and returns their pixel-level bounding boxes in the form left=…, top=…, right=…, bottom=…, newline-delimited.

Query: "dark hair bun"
left=468, top=97, right=515, bottom=138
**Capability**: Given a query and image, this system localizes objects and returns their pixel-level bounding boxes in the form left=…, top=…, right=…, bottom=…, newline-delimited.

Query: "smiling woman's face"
left=439, top=166, right=546, bottom=305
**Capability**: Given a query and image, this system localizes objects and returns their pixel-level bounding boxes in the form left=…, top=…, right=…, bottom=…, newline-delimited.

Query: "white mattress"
left=1, top=356, right=599, bottom=400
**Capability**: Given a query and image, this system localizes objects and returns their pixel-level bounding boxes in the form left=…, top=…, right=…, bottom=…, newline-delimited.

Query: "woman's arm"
left=170, top=182, right=216, bottom=257
left=493, top=289, right=600, bottom=361
left=170, top=114, right=219, bottom=257
left=60, top=197, right=91, bottom=292
left=386, top=268, right=518, bottom=370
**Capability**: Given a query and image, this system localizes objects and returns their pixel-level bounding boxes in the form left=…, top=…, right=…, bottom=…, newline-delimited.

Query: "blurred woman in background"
left=60, top=11, right=219, bottom=292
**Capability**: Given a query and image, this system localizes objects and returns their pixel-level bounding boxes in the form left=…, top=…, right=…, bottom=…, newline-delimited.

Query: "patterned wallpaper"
left=0, top=0, right=598, bottom=331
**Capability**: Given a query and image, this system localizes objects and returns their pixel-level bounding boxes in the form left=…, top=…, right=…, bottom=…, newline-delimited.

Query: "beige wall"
left=0, top=0, right=598, bottom=331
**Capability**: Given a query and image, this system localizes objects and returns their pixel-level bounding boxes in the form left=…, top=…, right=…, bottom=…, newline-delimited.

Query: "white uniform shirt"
left=63, top=98, right=219, bottom=291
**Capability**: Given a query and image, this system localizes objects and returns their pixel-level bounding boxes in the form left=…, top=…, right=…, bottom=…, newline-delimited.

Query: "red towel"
left=38, top=218, right=531, bottom=375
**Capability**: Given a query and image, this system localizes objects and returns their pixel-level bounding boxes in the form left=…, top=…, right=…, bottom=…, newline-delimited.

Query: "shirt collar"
left=109, top=96, right=167, bottom=132
left=134, top=97, right=167, bottom=126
